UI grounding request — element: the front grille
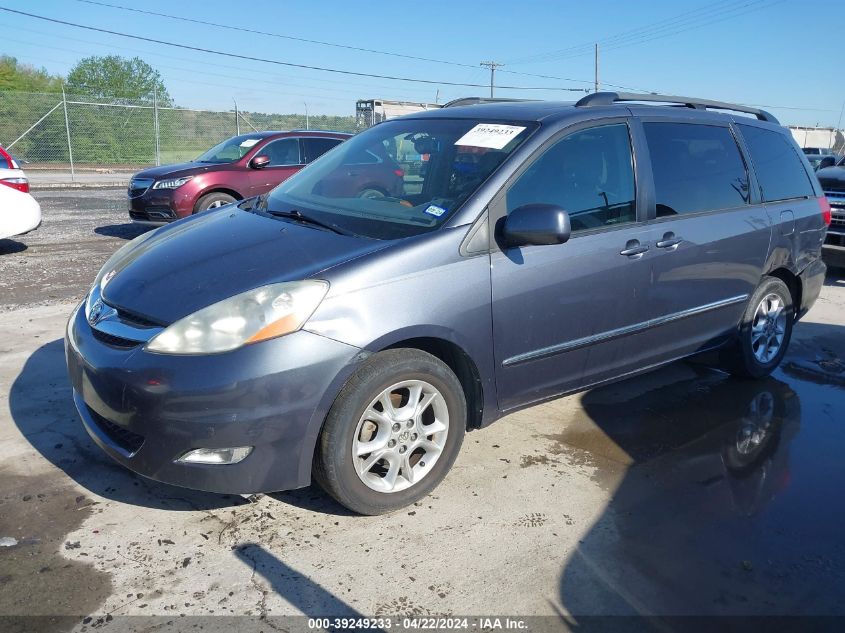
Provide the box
[92,328,140,349]
[116,308,163,328]
[128,178,154,197]
[87,407,145,455]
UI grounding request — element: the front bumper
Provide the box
[128,186,195,223]
[65,303,362,494]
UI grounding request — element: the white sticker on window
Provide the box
[240,139,260,148]
[455,124,526,149]
[424,204,447,217]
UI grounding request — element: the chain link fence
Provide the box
[0,90,357,183]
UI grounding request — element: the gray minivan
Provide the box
[66,93,829,514]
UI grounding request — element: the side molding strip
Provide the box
[502,294,749,367]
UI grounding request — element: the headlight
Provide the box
[145,280,329,355]
[152,176,193,189]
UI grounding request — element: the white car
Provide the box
[0,180,41,240]
[0,145,29,193]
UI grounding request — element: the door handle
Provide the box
[656,238,683,249]
[620,240,649,258]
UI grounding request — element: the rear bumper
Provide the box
[65,303,362,494]
[0,199,41,240]
[797,257,827,319]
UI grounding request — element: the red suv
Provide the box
[128,131,355,224]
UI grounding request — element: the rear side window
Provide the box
[737,124,815,202]
[643,122,750,216]
[302,137,342,163]
[507,123,636,233]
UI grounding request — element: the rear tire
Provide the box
[313,349,466,515]
[194,192,236,213]
[720,277,793,379]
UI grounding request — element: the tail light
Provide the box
[393,168,405,178]
[819,196,832,226]
[0,177,29,193]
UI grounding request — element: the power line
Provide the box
[507,0,741,63]
[0,26,455,103]
[508,0,780,65]
[0,6,589,92]
[70,0,621,92]
[72,0,478,71]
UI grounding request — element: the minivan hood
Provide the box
[101,209,387,324]
[132,162,222,180]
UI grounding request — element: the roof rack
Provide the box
[575,92,779,124]
[443,97,535,108]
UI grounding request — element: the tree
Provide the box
[0,55,62,92]
[66,55,171,104]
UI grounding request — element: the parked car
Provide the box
[801,147,835,156]
[806,153,841,171]
[127,131,352,224]
[0,182,41,240]
[67,93,828,514]
[814,156,845,268]
[0,145,30,193]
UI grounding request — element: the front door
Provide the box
[248,137,303,196]
[490,121,653,411]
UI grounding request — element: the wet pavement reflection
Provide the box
[558,342,845,617]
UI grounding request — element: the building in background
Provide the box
[788,126,845,153]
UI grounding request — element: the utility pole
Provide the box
[233,98,240,135]
[480,61,503,98]
[303,102,309,130]
[594,43,600,93]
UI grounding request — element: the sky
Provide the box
[1,0,843,127]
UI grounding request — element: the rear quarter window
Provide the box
[738,124,815,202]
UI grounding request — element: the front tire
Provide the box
[721,277,794,379]
[194,192,236,213]
[313,349,466,515]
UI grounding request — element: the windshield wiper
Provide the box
[266,208,355,236]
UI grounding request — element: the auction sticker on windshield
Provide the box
[455,124,526,149]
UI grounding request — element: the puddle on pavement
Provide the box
[552,345,845,616]
[0,469,112,631]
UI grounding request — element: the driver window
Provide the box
[260,138,301,167]
[506,123,636,233]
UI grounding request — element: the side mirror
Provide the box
[818,156,836,170]
[500,204,571,248]
[251,155,271,169]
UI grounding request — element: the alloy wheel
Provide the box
[352,380,449,493]
[751,293,786,364]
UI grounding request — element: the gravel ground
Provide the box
[0,189,149,311]
[1,189,844,630]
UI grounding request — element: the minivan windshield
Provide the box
[260,118,536,240]
[195,134,265,164]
